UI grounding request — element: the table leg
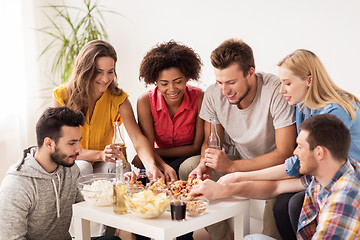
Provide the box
[234,214,244,240]
[233,211,250,240]
[73,216,91,240]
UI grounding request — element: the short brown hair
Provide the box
[139,40,202,85]
[210,39,255,77]
[299,114,350,161]
[36,106,84,147]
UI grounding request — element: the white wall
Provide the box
[1,0,360,182]
[102,0,360,98]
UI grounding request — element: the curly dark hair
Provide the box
[139,40,202,85]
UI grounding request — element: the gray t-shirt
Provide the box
[200,72,295,159]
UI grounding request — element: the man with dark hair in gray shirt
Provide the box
[0,106,120,240]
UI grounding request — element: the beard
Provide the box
[50,146,78,167]
[231,78,251,106]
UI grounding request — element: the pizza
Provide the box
[147,178,168,190]
[148,177,203,200]
[128,179,144,191]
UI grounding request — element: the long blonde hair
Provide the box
[278,49,359,120]
[66,40,123,116]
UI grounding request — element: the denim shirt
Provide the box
[285,102,360,177]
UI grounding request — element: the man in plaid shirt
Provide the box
[190,114,360,239]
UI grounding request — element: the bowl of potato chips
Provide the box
[124,188,171,218]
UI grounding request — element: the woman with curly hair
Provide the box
[133,40,203,240]
[53,40,163,181]
[133,40,204,184]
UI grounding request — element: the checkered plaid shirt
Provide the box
[297,158,360,239]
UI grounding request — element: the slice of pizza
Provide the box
[184,177,203,200]
[128,179,144,191]
[148,178,169,191]
[167,180,187,200]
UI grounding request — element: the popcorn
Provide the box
[81,179,114,206]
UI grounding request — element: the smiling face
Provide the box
[156,67,188,105]
[50,126,82,167]
[294,130,318,176]
[214,63,252,106]
[278,66,310,106]
[93,56,115,97]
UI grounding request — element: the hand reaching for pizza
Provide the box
[189,179,227,200]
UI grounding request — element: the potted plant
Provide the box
[38,0,121,85]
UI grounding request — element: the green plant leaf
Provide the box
[38,0,120,85]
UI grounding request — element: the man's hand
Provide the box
[204,148,233,173]
[189,179,228,200]
[189,161,211,180]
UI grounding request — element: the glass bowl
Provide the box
[186,199,209,216]
[124,188,171,218]
[77,173,117,207]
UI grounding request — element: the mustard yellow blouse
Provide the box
[53,84,129,151]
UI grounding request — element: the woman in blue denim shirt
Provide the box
[274,49,360,239]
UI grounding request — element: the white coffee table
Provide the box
[73,197,250,240]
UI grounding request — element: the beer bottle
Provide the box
[113,160,127,214]
[112,121,129,168]
[207,118,221,149]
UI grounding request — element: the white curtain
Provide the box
[0,0,41,182]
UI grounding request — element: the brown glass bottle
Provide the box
[112,121,129,168]
[207,118,221,149]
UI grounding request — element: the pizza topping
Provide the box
[149,177,202,200]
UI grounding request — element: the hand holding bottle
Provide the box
[204,148,232,173]
[101,144,123,162]
[203,118,232,173]
[112,121,129,168]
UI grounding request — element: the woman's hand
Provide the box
[124,171,138,181]
[217,172,243,184]
[145,164,164,182]
[162,164,178,182]
[102,144,122,162]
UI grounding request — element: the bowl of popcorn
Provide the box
[185,199,209,216]
[77,173,117,207]
[124,188,171,218]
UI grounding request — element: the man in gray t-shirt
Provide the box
[179,39,296,240]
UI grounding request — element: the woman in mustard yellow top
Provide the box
[53,40,162,180]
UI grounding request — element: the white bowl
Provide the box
[77,173,116,207]
[186,199,209,216]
